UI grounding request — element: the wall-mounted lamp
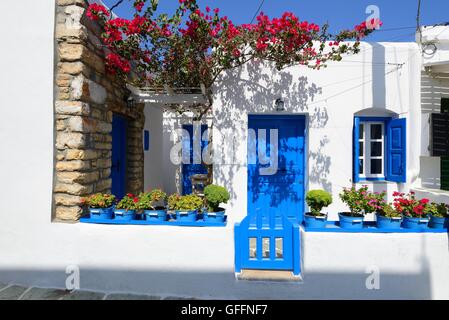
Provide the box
[275,98,285,112]
[127,96,135,109]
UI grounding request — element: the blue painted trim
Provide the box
[354,116,396,182]
[353,117,360,183]
[359,177,386,181]
[292,222,301,276]
[303,220,447,233]
[143,130,150,151]
[234,222,242,273]
[80,215,227,227]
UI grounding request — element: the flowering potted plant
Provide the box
[168,193,203,222]
[304,190,332,228]
[114,193,139,221]
[427,202,449,229]
[138,189,168,221]
[203,184,230,222]
[338,185,375,229]
[81,193,115,220]
[376,203,403,229]
[393,191,429,230]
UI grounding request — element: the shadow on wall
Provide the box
[0,265,435,299]
[213,60,330,202]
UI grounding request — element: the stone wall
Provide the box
[54,0,145,221]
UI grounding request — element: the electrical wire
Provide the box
[250,0,265,24]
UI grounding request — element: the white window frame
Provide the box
[359,121,385,179]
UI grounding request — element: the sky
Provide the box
[101,0,449,43]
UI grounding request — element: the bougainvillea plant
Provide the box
[87,0,381,117]
[81,193,116,208]
[115,193,140,210]
[392,191,430,218]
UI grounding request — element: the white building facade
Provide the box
[0,0,448,299]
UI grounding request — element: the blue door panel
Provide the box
[111,114,127,199]
[182,124,208,195]
[235,115,305,274]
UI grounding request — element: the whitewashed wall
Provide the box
[212,42,422,223]
[0,0,447,300]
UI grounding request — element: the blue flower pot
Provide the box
[304,214,327,228]
[204,209,226,223]
[376,213,403,229]
[90,206,114,220]
[402,216,429,230]
[113,209,136,221]
[428,215,448,229]
[338,212,364,229]
[144,209,167,222]
[175,209,198,222]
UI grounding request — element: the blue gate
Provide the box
[234,115,305,275]
[234,208,301,275]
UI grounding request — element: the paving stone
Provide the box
[60,290,106,300]
[163,296,199,300]
[21,287,69,300]
[0,285,28,300]
[105,293,161,300]
[0,283,7,290]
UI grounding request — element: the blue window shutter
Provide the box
[386,118,406,182]
[353,117,361,183]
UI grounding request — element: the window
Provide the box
[353,117,406,183]
[358,122,385,178]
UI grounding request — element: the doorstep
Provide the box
[237,269,302,282]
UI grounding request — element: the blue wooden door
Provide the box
[234,115,305,275]
[111,114,128,199]
[181,124,208,195]
[247,115,305,221]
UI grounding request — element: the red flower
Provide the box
[133,197,139,203]
[420,198,430,204]
[86,3,110,21]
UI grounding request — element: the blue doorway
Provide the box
[247,115,306,221]
[235,115,305,275]
[111,114,128,199]
[181,124,208,195]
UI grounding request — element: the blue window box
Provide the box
[80,214,227,227]
[303,220,447,233]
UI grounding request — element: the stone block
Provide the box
[55,182,93,196]
[56,132,86,149]
[55,101,90,116]
[57,171,99,184]
[56,160,91,171]
[55,206,83,221]
[54,193,82,206]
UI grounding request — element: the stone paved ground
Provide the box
[0,283,197,300]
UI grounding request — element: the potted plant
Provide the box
[138,189,167,221]
[81,193,115,220]
[338,185,374,229]
[393,191,429,230]
[203,184,230,222]
[427,202,449,229]
[304,190,332,228]
[114,193,139,221]
[376,203,403,229]
[168,193,203,222]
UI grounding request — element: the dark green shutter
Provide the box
[441,99,449,190]
[442,157,449,191]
